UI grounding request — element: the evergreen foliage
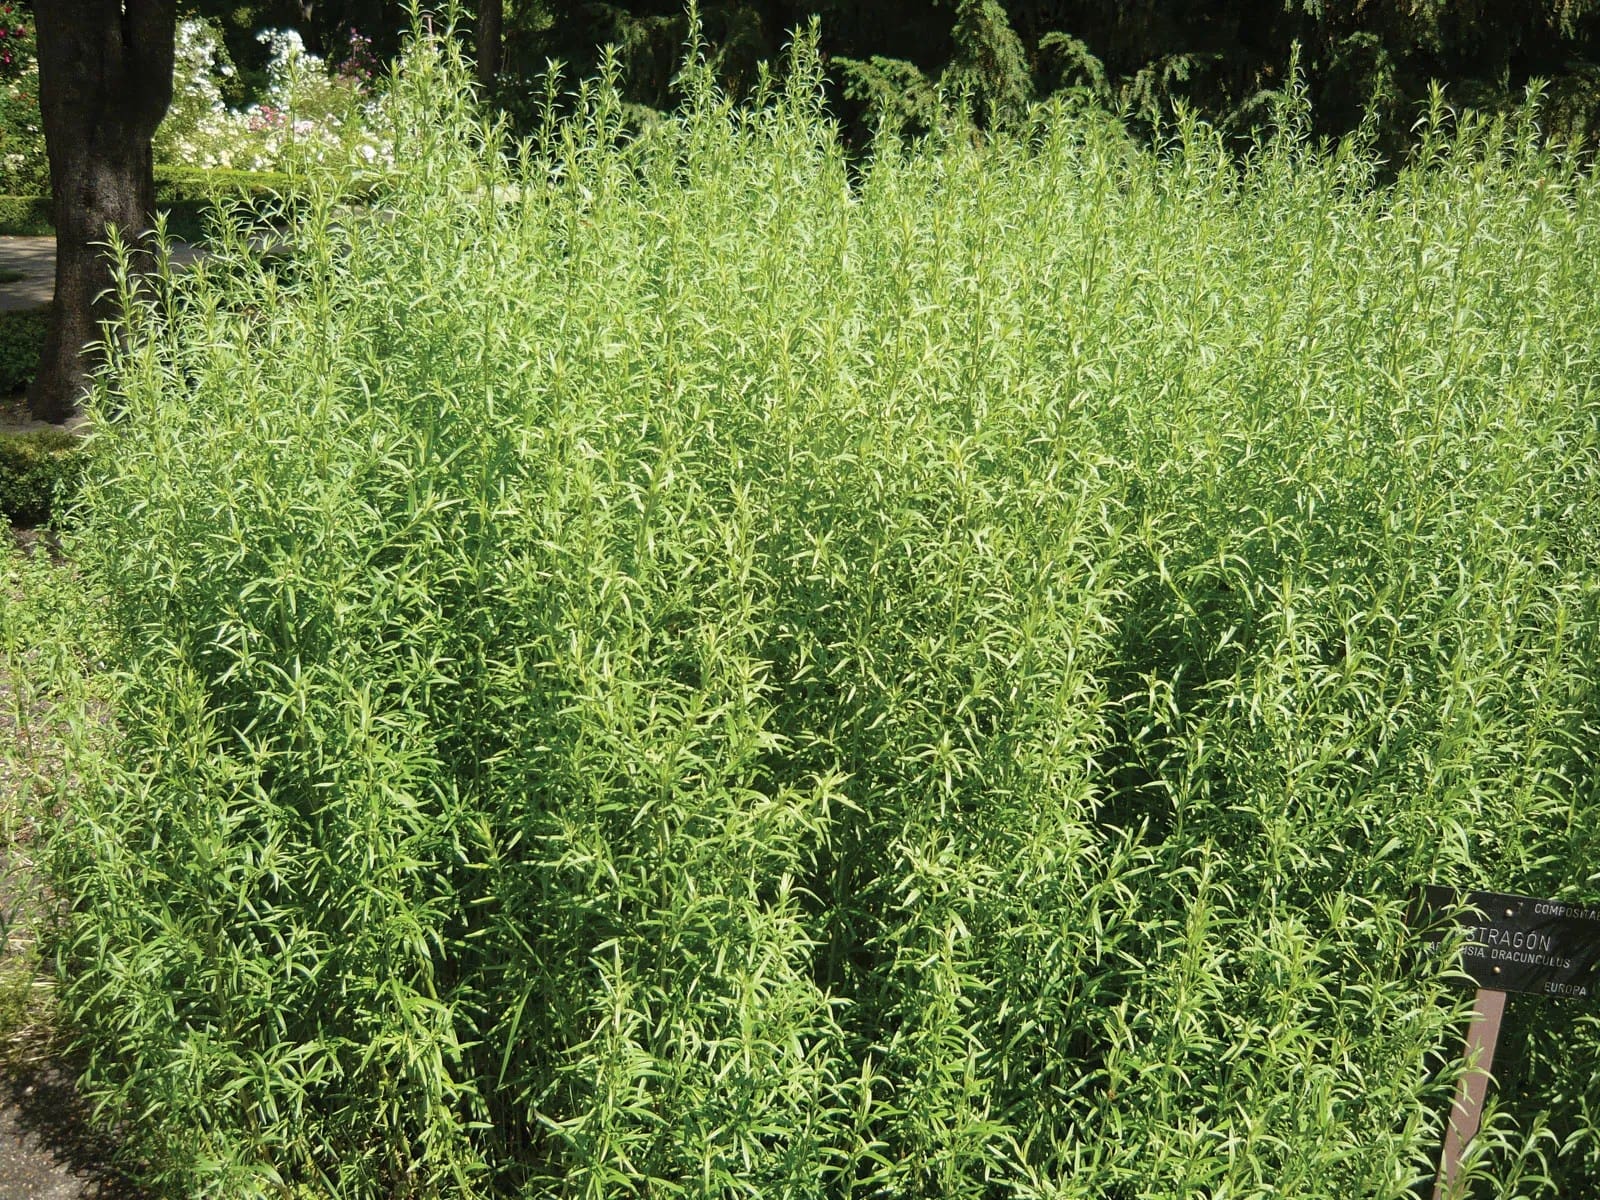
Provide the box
[164,0,1600,149]
[473,0,1600,147]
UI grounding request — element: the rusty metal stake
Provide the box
[1434,987,1507,1200]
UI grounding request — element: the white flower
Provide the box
[257,27,306,59]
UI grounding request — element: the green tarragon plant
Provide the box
[45,19,1600,1200]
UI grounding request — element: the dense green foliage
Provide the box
[488,0,1600,149]
[53,34,1600,1200]
[0,171,296,239]
[0,194,50,234]
[172,0,1600,151]
[0,1,44,195]
[0,536,106,1062]
[0,304,46,391]
[154,166,294,204]
[0,427,83,527]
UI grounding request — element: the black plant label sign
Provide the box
[1412,887,1600,999]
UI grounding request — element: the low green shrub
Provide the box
[1,512,109,1074]
[0,427,84,527]
[0,195,51,236]
[0,305,46,394]
[53,33,1600,1200]
[0,171,294,239]
[153,166,292,203]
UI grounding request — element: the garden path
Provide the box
[0,1065,130,1199]
[0,236,199,433]
[0,236,205,314]
[0,240,53,314]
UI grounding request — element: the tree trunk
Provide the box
[28,0,174,425]
[476,0,502,92]
[295,1,324,57]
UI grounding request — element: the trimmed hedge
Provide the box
[0,169,294,238]
[0,305,48,395]
[154,166,292,203]
[0,427,84,528]
[0,196,53,237]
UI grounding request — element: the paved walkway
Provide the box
[0,240,53,314]
[0,237,204,314]
[0,1064,131,1199]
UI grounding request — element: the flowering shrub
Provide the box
[0,1,25,71]
[157,21,394,177]
[2,14,393,202]
[0,4,45,194]
[157,18,237,161]
[337,27,381,84]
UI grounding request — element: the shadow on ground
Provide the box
[0,1058,140,1200]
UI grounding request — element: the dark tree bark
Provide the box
[476,0,502,91]
[28,0,175,424]
[294,1,324,57]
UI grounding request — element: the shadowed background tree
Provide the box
[453,0,1600,147]
[22,0,1600,423]
[477,0,501,86]
[167,0,1600,145]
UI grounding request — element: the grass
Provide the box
[17,29,1600,1200]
